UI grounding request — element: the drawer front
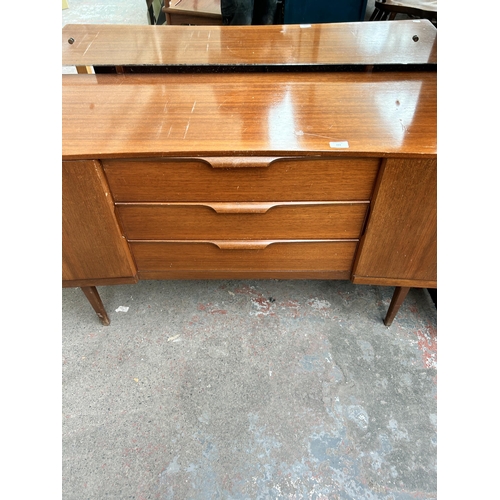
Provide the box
[130,241,358,273]
[103,157,379,202]
[118,202,369,240]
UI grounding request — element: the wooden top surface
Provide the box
[62,20,437,67]
[164,0,221,16]
[62,72,436,160]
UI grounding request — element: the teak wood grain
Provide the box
[62,160,137,285]
[62,21,436,68]
[116,203,369,240]
[352,157,437,287]
[62,72,436,159]
[102,158,379,202]
[130,241,358,273]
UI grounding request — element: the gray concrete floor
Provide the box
[63,280,437,499]
[62,2,437,498]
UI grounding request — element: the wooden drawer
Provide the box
[117,202,369,240]
[103,157,379,202]
[130,241,358,273]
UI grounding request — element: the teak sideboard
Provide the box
[62,21,437,326]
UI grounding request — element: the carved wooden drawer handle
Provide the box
[200,157,281,168]
[213,240,274,250]
[211,239,349,250]
[207,202,276,214]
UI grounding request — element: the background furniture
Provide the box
[146,0,167,25]
[163,0,223,25]
[62,22,436,326]
[161,0,369,26]
[370,0,437,26]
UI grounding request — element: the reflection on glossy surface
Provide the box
[375,82,423,147]
[267,88,298,150]
[62,20,437,67]
[313,20,436,63]
[63,72,436,159]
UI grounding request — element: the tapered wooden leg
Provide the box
[384,286,410,327]
[81,286,110,326]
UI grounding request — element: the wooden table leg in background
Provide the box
[384,286,410,326]
[81,286,110,326]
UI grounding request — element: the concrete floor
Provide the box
[62,2,437,499]
[63,280,437,499]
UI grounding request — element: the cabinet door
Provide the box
[352,158,437,288]
[62,160,137,286]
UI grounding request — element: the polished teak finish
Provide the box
[62,72,436,158]
[62,159,137,286]
[62,20,437,69]
[62,22,437,325]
